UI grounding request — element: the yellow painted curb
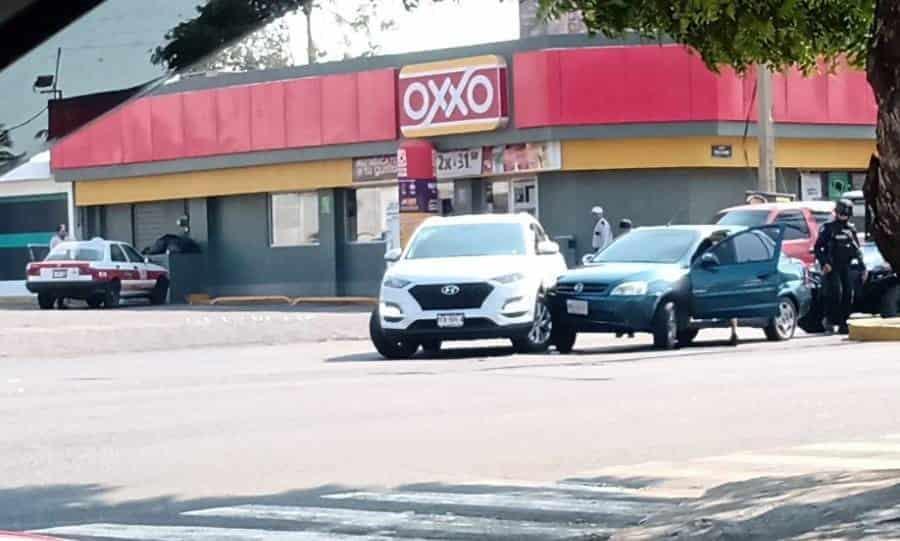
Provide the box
[291,297,377,306]
[210,296,292,306]
[187,293,211,305]
[848,318,900,342]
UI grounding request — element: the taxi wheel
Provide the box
[369,310,418,360]
[38,294,55,310]
[86,297,103,309]
[104,281,121,309]
[150,279,169,305]
[652,301,678,350]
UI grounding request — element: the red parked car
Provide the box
[712,201,836,267]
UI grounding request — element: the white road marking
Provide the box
[700,453,900,470]
[793,441,900,454]
[185,504,606,538]
[33,524,414,541]
[322,490,668,515]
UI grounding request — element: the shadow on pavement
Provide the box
[6,470,900,539]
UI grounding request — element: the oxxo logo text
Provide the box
[398,55,509,138]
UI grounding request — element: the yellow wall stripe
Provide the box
[562,137,875,171]
[75,159,352,207]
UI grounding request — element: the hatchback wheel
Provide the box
[652,301,678,350]
[765,297,797,341]
[513,295,553,354]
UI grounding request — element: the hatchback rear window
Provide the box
[45,246,102,262]
[713,210,771,227]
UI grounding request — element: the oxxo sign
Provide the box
[399,55,509,138]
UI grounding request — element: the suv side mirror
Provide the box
[700,252,720,268]
[384,248,402,263]
[537,240,560,255]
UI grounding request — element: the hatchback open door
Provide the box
[691,224,785,320]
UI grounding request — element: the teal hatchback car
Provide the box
[548,224,812,351]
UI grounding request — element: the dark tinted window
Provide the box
[123,245,144,263]
[812,211,833,228]
[714,210,770,227]
[775,211,810,240]
[593,229,699,264]
[711,230,776,265]
[110,245,127,262]
[407,223,527,259]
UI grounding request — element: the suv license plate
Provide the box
[53,269,67,279]
[567,299,589,316]
[437,314,465,328]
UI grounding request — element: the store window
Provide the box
[348,186,398,242]
[270,192,319,246]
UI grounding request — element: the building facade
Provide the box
[51,35,878,301]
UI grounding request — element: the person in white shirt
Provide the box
[591,206,613,251]
[49,224,67,250]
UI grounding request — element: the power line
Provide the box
[4,106,49,133]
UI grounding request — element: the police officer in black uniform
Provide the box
[814,199,866,334]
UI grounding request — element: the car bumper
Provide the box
[548,292,659,333]
[378,282,539,342]
[25,280,110,299]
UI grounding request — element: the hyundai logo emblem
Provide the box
[574,283,585,294]
[441,284,461,296]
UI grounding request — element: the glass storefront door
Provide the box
[486,178,538,217]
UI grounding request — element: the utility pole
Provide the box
[757,65,776,193]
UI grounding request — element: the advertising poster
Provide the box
[399,180,438,213]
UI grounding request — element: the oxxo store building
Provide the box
[51,36,877,300]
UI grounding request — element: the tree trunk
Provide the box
[866,0,900,272]
[303,3,316,64]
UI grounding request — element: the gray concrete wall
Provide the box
[206,191,339,298]
[538,168,801,259]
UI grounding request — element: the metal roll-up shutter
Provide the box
[133,200,184,253]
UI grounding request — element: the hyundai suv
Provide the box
[370,214,568,359]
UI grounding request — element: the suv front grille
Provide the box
[409,283,494,310]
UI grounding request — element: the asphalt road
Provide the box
[3,306,900,539]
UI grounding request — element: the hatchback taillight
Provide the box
[26,264,39,277]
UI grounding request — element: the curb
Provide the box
[0,296,33,306]
[848,318,900,342]
[209,295,292,306]
[291,297,376,306]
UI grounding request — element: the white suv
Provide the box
[370,213,568,359]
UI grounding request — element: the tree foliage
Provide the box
[537,0,874,73]
[201,17,294,72]
[152,0,307,72]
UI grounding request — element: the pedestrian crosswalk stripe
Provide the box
[34,524,418,541]
[322,490,669,516]
[185,504,606,538]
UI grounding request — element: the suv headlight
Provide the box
[492,272,525,284]
[610,281,648,296]
[383,277,411,289]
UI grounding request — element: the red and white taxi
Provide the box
[26,238,169,309]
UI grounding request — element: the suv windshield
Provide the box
[45,244,103,262]
[714,210,770,227]
[593,229,700,264]
[406,223,527,259]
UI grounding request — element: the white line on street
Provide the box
[322,490,669,515]
[185,504,605,538]
[33,524,416,541]
[700,454,900,470]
